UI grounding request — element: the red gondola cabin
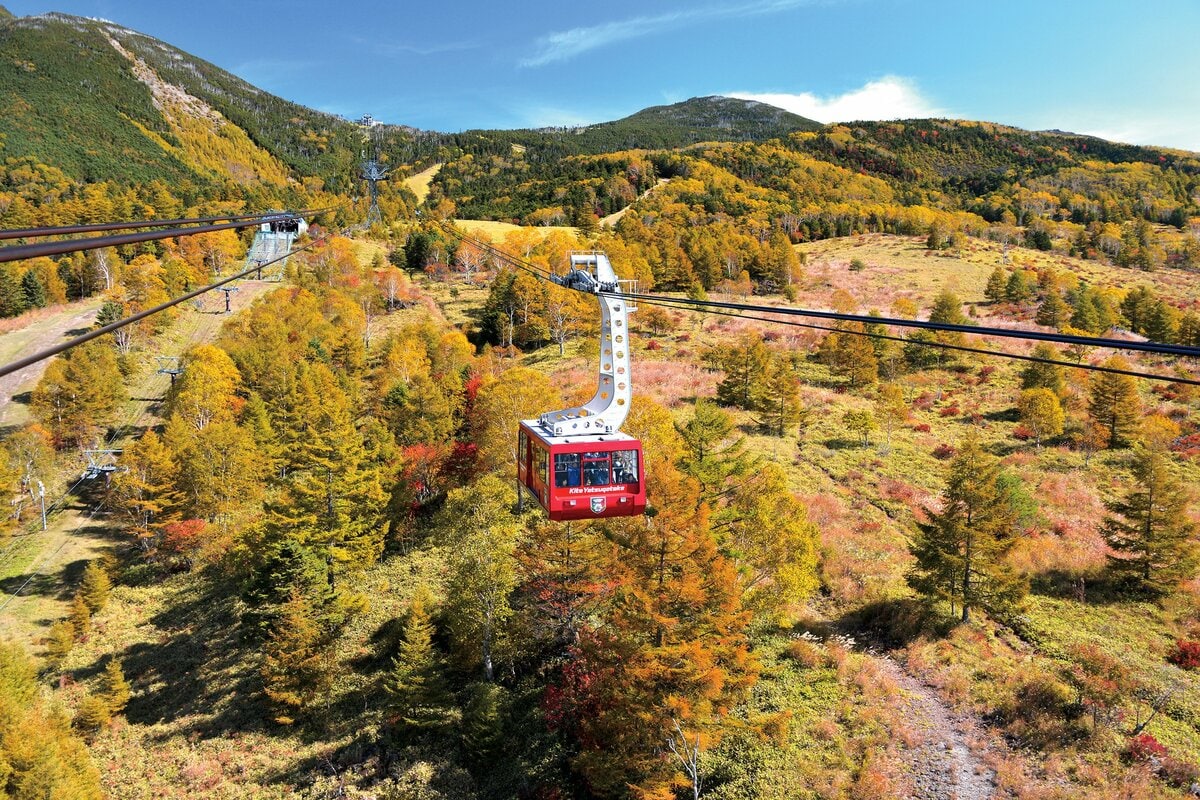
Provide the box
[518,421,645,521]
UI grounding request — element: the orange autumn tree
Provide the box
[546,398,760,798]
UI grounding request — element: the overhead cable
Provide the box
[0,231,335,380]
[0,208,316,241]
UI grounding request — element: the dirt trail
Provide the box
[0,300,104,428]
[875,655,996,800]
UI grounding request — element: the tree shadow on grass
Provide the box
[1028,569,1142,607]
[836,598,950,649]
[822,437,871,451]
[116,574,270,738]
[0,523,119,600]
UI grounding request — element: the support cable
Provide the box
[0,206,337,241]
[627,294,1200,387]
[0,203,346,264]
[0,230,335,379]
[432,219,1200,384]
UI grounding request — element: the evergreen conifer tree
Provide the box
[20,270,47,309]
[386,589,452,733]
[1088,356,1140,448]
[1103,447,1198,595]
[908,433,1027,622]
[79,562,110,615]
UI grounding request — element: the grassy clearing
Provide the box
[403,162,442,204]
[797,233,1200,311]
[455,219,579,241]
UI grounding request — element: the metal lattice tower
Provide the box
[359,115,389,226]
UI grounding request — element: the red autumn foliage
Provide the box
[1125,733,1168,762]
[1167,640,1200,670]
[1013,424,1035,441]
[912,422,931,433]
[644,339,662,351]
[939,404,960,418]
[932,443,956,459]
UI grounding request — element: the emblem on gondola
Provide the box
[590,496,606,514]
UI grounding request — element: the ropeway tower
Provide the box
[359,114,389,227]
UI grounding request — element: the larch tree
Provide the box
[874,383,908,448]
[716,336,771,410]
[1088,355,1141,448]
[1103,447,1198,595]
[827,324,879,389]
[1017,388,1064,448]
[984,267,1007,303]
[108,430,180,553]
[261,587,334,726]
[908,432,1027,623]
[164,344,242,432]
[79,561,110,615]
[385,588,453,733]
[713,463,819,620]
[472,366,560,476]
[753,353,803,437]
[1020,343,1066,396]
[438,475,522,682]
[31,341,124,448]
[1035,292,1072,329]
[557,461,758,798]
[265,364,388,570]
[676,399,752,502]
[166,415,264,529]
[0,642,102,797]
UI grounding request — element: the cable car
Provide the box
[517,252,645,521]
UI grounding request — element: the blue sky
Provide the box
[8,0,1200,150]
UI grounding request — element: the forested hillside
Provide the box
[0,6,1198,799]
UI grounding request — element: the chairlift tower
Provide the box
[359,114,389,227]
[217,286,239,313]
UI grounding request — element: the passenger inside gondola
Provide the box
[555,453,581,487]
[583,453,610,486]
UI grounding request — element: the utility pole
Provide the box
[37,480,45,531]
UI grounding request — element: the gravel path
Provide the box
[876,655,996,800]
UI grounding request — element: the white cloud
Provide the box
[1059,120,1200,153]
[730,77,949,123]
[520,0,815,68]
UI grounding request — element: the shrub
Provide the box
[784,638,826,669]
[932,443,956,459]
[644,339,662,351]
[1167,639,1200,670]
[1012,424,1035,441]
[913,392,935,411]
[978,365,997,382]
[675,333,691,343]
[912,422,931,433]
[1125,733,1168,762]
[939,404,960,417]
[849,258,866,272]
